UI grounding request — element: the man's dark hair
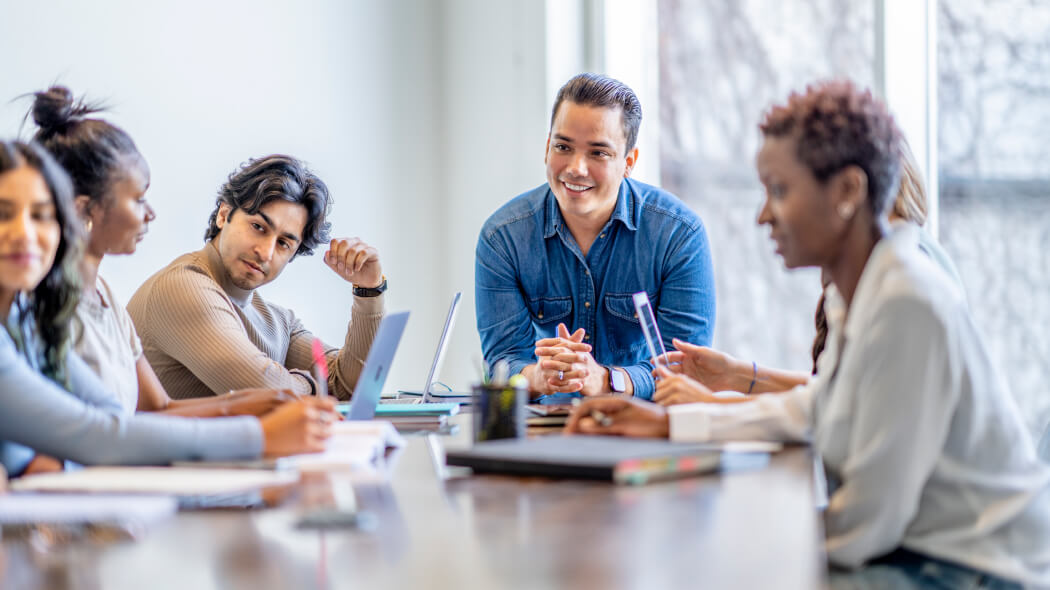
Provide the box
[550,73,643,153]
[204,155,331,256]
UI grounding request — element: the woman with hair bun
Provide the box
[0,139,336,476]
[30,86,294,418]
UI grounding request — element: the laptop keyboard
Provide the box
[382,397,422,405]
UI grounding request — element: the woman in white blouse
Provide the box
[567,80,1050,588]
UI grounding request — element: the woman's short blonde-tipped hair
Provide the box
[760,79,902,216]
[891,139,929,226]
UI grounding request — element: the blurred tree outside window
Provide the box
[938,0,1050,438]
[657,0,874,372]
[655,0,1049,440]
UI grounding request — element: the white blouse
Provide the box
[668,226,1050,586]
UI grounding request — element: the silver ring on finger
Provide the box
[558,370,565,381]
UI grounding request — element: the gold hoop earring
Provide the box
[84,218,94,233]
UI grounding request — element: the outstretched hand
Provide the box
[564,396,670,438]
[656,338,746,392]
[651,366,724,406]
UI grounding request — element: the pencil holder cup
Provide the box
[472,380,526,442]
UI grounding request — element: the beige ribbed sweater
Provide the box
[126,243,383,401]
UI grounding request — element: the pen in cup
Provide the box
[310,338,329,399]
[491,359,510,386]
[474,354,490,386]
[571,398,613,427]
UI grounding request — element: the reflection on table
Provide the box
[0,415,824,590]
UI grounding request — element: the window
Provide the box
[656,0,876,372]
[937,0,1050,438]
[599,0,1048,439]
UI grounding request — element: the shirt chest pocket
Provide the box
[604,293,643,323]
[604,292,649,356]
[526,296,573,325]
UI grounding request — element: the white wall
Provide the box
[438,0,549,388]
[0,0,551,392]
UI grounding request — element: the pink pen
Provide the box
[311,338,329,398]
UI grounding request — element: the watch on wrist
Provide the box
[606,366,626,393]
[353,276,387,298]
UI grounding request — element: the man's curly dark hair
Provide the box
[204,155,331,257]
[760,80,902,216]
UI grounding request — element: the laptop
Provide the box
[445,435,727,485]
[384,293,471,405]
[339,311,410,420]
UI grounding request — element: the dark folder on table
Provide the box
[445,435,727,485]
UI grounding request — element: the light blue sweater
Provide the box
[0,300,262,477]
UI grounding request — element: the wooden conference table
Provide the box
[0,416,826,590]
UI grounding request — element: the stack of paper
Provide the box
[275,420,406,471]
[10,467,298,495]
[372,403,459,429]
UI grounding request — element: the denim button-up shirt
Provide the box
[475,178,715,400]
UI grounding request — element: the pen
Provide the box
[311,338,329,398]
[492,360,509,386]
[571,398,613,427]
[590,409,613,427]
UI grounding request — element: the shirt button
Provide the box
[584,301,590,308]
[538,313,544,319]
[599,233,606,238]
[584,335,590,341]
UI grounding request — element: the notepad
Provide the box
[0,493,177,526]
[277,420,405,471]
[10,467,298,495]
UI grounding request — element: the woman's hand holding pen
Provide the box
[564,396,670,438]
[260,397,338,457]
[657,339,750,392]
[651,366,723,406]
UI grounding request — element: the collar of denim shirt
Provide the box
[542,179,639,239]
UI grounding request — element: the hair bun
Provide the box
[31,86,102,135]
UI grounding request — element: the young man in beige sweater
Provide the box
[127,155,387,401]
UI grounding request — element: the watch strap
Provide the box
[605,366,626,393]
[353,276,387,298]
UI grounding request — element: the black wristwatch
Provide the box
[353,276,387,298]
[605,366,626,393]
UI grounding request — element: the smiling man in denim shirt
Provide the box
[475,73,715,401]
